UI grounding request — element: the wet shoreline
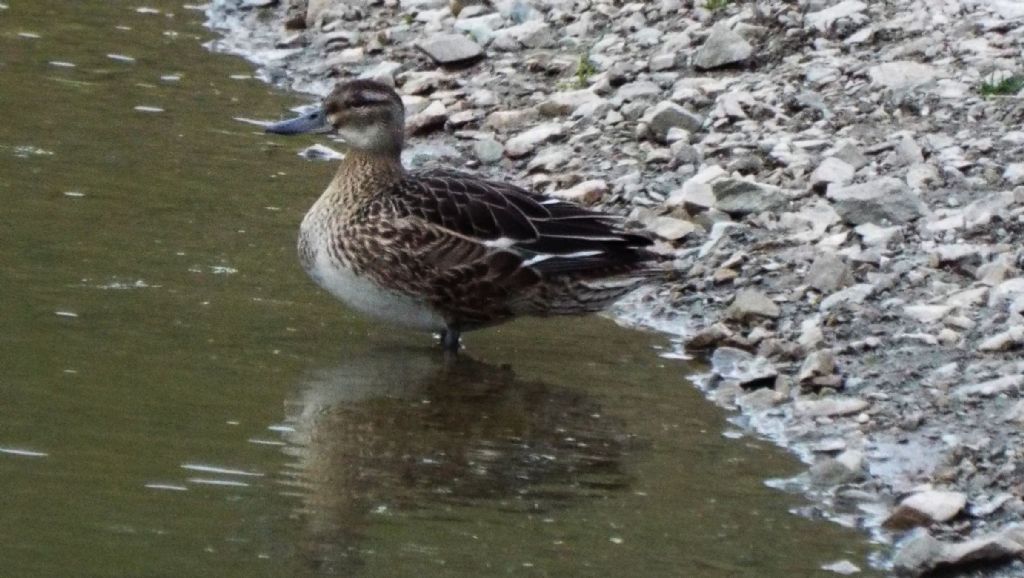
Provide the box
[203,1,1024,575]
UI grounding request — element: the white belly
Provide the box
[306,249,447,332]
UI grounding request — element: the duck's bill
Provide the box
[264,107,328,135]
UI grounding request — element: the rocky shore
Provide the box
[205,0,1024,574]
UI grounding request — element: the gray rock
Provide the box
[810,157,855,188]
[496,20,554,49]
[667,180,714,213]
[358,60,402,85]
[648,216,697,241]
[485,108,540,132]
[978,327,1024,352]
[405,100,447,134]
[687,323,735,351]
[893,527,1024,576]
[903,304,951,324]
[1004,163,1024,185]
[826,177,926,225]
[952,375,1024,399]
[831,142,869,169]
[896,135,924,166]
[550,179,607,205]
[805,0,867,32]
[884,490,967,529]
[504,123,564,158]
[892,529,945,576]
[794,396,869,417]
[867,61,937,92]
[805,253,852,293]
[615,80,662,102]
[820,283,874,311]
[536,90,603,117]
[526,146,571,172]
[473,138,504,164]
[726,288,780,321]
[810,450,865,486]
[693,23,753,70]
[453,14,501,45]
[416,34,484,66]
[710,346,778,389]
[798,349,837,384]
[644,101,703,143]
[649,52,678,72]
[713,178,785,217]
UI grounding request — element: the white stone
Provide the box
[891,491,967,525]
[693,23,752,69]
[953,375,1024,398]
[867,61,937,91]
[549,179,607,205]
[504,123,564,158]
[805,0,867,32]
[903,305,952,324]
[416,34,483,65]
[648,216,697,240]
[795,397,870,417]
[810,157,855,187]
[977,328,1024,352]
[667,180,715,212]
[1004,163,1024,186]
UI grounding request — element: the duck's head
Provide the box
[265,79,405,155]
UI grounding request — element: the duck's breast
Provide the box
[297,219,447,332]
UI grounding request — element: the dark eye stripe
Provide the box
[347,90,394,108]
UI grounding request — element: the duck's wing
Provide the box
[390,169,655,276]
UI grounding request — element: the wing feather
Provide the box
[394,169,655,276]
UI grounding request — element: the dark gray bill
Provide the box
[264,106,328,135]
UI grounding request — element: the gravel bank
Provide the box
[205,0,1024,574]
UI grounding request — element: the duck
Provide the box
[265,79,662,352]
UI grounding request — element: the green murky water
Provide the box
[0,2,880,576]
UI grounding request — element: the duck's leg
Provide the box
[440,327,461,353]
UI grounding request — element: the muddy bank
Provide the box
[205,0,1024,574]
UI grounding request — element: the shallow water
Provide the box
[0,2,880,576]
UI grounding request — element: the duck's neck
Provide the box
[324,148,404,205]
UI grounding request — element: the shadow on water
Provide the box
[280,349,635,575]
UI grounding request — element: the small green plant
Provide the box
[980,75,1024,98]
[573,54,597,89]
[704,0,732,10]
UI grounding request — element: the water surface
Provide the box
[0,2,879,576]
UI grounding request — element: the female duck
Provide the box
[266,80,659,351]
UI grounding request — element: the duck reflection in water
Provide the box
[277,348,639,575]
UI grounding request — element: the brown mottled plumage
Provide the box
[266,80,660,352]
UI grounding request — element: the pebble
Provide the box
[710,347,778,389]
[726,288,780,321]
[473,138,504,164]
[867,61,937,91]
[712,178,784,217]
[644,101,703,143]
[550,179,607,205]
[504,123,564,158]
[805,253,852,293]
[692,23,752,70]
[885,490,967,529]
[826,177,926,225]
[416,33,484,66]
[810,157,855,188]
[795,397,869,417]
